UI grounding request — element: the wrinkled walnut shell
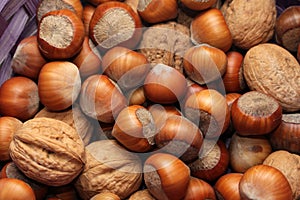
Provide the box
[139,22,192,73]
[9,117,86,186]
[74,140,143,200]
[34,104,95,146]
[221,0,276,49]
[129,189,156,200]
[263,150,300,200]
[243,43,300,112]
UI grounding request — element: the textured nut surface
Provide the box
[221,0,276,49]
[129,189,156,200]
[9,117,86,186]
[139,22,193,73]
[263,150,300,200]
[243,43,300,112]
[34,104,95,146]
[74,140,143,200]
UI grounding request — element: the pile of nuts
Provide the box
[0,0,300,199]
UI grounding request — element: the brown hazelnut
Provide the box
[79,74,127,123]
[263,150,300,200]
[36,0,83,21]
[275,6,300,52]
[187,140,229,182]
[37,9,85,60]
[89,1,142,51]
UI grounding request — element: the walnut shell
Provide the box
[129,189,156,200]
[74,140,143,200]
[221,0,276,49]
[35,104,96,146]
[9,117,86,186]
[139,21,193,73]
[263,150,300,200]
[243,43,300,112]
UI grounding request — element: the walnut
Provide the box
[129,189,156,200]
[138,21,193,73]
[9,117,86,186]
[263,150,300,200]
[35,103,96,146]
[221,0,276,49]
[243,43,300,112]
[74,140,143,200]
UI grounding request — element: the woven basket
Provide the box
[0,0,42,86]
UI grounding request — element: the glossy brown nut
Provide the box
[38,9,85,60]
[231,91,282,136]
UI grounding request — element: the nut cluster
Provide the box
[0,0,299,199]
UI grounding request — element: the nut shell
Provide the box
[139,22,192,73]
[221,0,276,49]
[183,44,227,85]
[79,74,127,123]
[38,61,81,111]
[112,105,156,152]
[155,115,203,163]
[0,76,39,121]
[9,117,86,186]
[74,140,142,200]
[129,189,155,200]
[0,117,22,161]
[184,89,230,138]
[214,173,242,200]
[12,35,47,80]
[144,153,190,200]
[275,6,300,52]
[89,1,142,50]
[137,0,178,24]
[243,43,300,112]
[239,165,293,200]
[37,0,83,21]
[34,104,95,146]
[0,178,36,200]
[1,162,48,200]
[270,113,300,154]
[144,64,188,104]
[190,8,232,52]
[231,91,282,136]
[38,9,85,60]
[263,150,300,200]
[188,140,229,182]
